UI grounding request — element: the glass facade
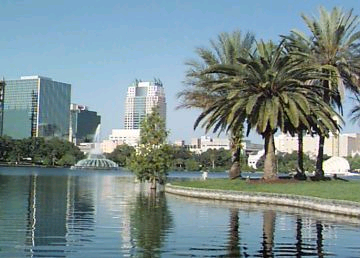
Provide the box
[124,80,166,129]
[2,76,71,139]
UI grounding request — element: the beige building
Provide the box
[188,136,230,154]
[274,133,360,158]
[101,129,140,153]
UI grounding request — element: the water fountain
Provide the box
[71,125,119,170]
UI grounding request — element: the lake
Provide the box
[0,167,360,257]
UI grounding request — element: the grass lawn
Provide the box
[170,178,360,202]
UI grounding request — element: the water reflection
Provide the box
[130,191,173,257]
[227,208,240,257]
[259,210,276,257]
[0,168,360,257]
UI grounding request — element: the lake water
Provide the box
[1,167,360,257]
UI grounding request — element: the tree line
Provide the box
[0,136,84,166]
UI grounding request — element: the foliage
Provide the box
[129,108,172,188]
[277,151,315,173]
[347,155,360,170]
[283,6,360,177]
[130,192,173,255]
[170,146,193,170]
[197,148,232,171]
[106,144,135,167]
[182,38,337,179]
[0,136,84,166]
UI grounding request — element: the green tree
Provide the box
[184,158,200,171]
[178,30,255,177]
[58,153,76,166]
[170,145,192,170]
[284,6,360,178]
[129,108,172,190]
[0,136,14,161]
[106,144,135,167]
[185,40,334,179]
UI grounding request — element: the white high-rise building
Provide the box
[124,79,166,129]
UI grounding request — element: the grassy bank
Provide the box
[170,179,360,202]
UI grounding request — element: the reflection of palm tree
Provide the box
[260,210,276,257]
[227,208,240,257]
[295,217,303,257]
[316,221,324,258]
[130,191,173,256]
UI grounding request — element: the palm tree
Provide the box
[283,6,360,178]
[229,129,243,179]
[350,94,360,125]
[178,30,256,178]
[282,95,342,179]
[190,41,337,179]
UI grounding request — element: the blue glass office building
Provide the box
[2,76,71,139]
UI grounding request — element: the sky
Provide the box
[1,0,360,144]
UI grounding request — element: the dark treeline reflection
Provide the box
[130,191,173,257]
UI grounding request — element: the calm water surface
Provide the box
[0,167,360,257]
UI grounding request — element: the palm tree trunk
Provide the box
[315,135,325,179]
[263,131,277,180]
[229,146,241,179]
[295,130,306,180]
[315,79,330,180]
[150,177,157,191]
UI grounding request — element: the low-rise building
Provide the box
[189,135,230,154]
[274,132,360,158]
[101,129,140,153]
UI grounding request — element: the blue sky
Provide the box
[1,0,360,143]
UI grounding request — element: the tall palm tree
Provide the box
[350,94,360,125]
[191,41,337,179]
[283,6,360,178]
[178,30,256,178]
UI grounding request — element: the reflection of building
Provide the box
[274,133,360,158]
[70,104,101,144]
[124,79,166,129]
[1,76,71,139]
[0,80,5,136]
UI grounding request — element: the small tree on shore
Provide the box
[129,107,172,191]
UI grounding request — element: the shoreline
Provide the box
[165,183,360,218]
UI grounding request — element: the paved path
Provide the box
[165,184,360,217]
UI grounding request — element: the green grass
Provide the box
[170,179,360,202]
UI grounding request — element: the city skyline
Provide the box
[1,0,360,143]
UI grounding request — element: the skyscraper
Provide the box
[124,79,166,129]
[1,76,71,139]
[70,104,101,144]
